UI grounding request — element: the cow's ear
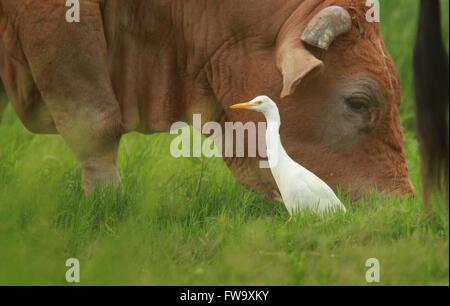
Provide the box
[277,45,323,99]
[276,5,352,99]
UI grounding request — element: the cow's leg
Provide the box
[19,1,123,194]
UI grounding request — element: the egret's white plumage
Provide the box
[231,96,346,216]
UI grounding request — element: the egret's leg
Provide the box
[286,215,293,223]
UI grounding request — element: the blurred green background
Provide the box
[0,0,448,285]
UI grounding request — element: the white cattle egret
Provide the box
[230,96,346,216]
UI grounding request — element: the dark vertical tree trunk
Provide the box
[413,0,449,214]
[0,80,8,123]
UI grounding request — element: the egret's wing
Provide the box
[287,172,344,214]
[285,179,324,212]
[302,171,341,202]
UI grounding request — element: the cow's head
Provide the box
[226,0,413,202]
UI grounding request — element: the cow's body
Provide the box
[0,0,413,199]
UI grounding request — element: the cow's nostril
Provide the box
[396,178,415,197]
[345,177,415,206]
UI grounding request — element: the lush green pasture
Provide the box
[0,1,448,285]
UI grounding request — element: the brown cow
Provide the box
[0,0,413,201]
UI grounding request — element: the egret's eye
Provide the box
[346,99,368,112]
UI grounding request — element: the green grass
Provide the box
[0,0,448,285]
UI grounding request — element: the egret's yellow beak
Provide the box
[230,101,262,109]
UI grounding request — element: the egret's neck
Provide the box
[263,109,289,169]
[263,108,281,126]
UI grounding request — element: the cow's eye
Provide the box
[346,98,368,112]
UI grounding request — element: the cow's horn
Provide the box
[301,6,352,50]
